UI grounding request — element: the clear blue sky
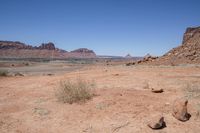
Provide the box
[0,0,199,56]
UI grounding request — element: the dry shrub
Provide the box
[184,82,200,99]
[143,81,150,89]
[183,82,200,120]
[56,79,95,104]
[0,70,8,77]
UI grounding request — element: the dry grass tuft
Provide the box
[56,79,95,104]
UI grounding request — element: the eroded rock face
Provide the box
[182,26,200,44]
[172,98,190,122]
[147,115,165,129]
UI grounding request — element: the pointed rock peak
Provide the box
[125,53,132,58]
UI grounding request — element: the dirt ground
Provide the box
[1,62,200,133]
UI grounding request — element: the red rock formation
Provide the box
[71,48,95,54]
[0,41,56,50]
[139,26,200,65]
[38,42,55,50]
[0,41,96,59]
[70,48,96,57]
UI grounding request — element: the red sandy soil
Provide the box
[1,65,200,133]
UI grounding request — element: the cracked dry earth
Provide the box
[1,65,200,133]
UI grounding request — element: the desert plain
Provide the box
[0,60,200,133]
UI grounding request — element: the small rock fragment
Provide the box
[151,88,164,93]
[47,73,54,76]
[147,115,165,129]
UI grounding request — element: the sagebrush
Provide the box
[56,79,95,104]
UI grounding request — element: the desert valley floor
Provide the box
[0,61,200,133]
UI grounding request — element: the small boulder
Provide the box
[172,98,190,121]
[147,115,165,129]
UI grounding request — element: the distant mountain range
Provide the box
[0,41,96,59]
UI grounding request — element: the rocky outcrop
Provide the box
[0,41,96,58]
[162,27,200,64]
[136,55,158,64]
[139,26,200,65]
